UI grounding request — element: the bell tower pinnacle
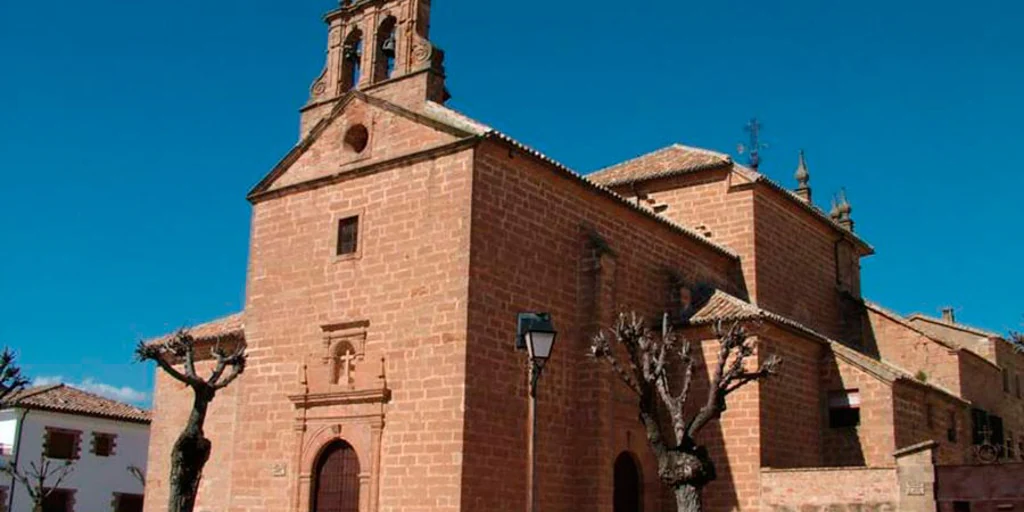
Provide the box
[300,0,449,134]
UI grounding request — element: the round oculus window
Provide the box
[344,124,369,154]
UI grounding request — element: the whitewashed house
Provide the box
[0,385,150,512]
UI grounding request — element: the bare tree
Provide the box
[0,453,75,512]
[0,347,30,402]
[590,313,781,512]
[136,330,246,512]
[1011,331,1023,354]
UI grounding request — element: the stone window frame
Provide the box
[331,209,366,263]
[43,427,82,460]
[91,432,118,457]
[110,492,144,512]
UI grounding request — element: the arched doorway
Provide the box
[613,452,642,512]
[312,440,361,512]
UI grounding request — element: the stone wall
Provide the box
[760,466,899,511]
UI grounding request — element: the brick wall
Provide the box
[467,141,754,512]
[621,172,862,342]
[820,354,896,467]
[758,326,825,469]
[752,191,848,341]
[622,171,757,298]
[759,467,898,512]
[864,306,962,394]
[145,359,241,512]
[936,462,1024,509]
[891,381,969,465]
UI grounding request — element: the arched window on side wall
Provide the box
[373,16,397,83]
[312,440,360,512]
[341,28,364,92]
[614,452,642,512]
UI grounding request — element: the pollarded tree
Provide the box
[136,330,246,512]
[590,313,781,512]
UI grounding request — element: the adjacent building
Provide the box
[1,385,150,512]
[143,1,1024,511]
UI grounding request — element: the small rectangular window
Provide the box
[828,390,861,428]
[92,433,116,457]
[1016,374,1021,399]
[953,502,971,512]
[114,493,144,512]
[44,429,79,460]
[42,489,73,512]
[1003,369,1011,393]
[926,403,935,429]
[336,216,359,256]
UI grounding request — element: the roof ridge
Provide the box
[863,301,960,351]
[669,143,733,161]
[906,313,1001,339]
[590,143,731,177]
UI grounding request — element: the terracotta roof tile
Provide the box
[3,385,150,424]
[587,145,733,187]
[149,312,244,345]
[684,290,967,403]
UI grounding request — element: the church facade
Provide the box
[143,1,1024,511]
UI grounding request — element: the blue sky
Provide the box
[1,0,1021,405]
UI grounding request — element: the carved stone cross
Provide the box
[340,349,358,385]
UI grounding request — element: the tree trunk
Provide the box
[659,445,715,512]
[168,388,214,512]
[674,484,703,512]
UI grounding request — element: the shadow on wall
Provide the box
[822,354,868,467]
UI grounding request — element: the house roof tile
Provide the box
[3,385,151,424]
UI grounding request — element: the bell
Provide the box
[343,44,360,62]
[381,33,396,57]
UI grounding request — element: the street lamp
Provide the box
[516,312,557,512]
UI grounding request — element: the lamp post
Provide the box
[516,312,557,512]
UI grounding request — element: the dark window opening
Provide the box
[343,125,369,154]
[1003,369,1011,393]
[953,502,971,512]
[337,217,359,256]
[972,408,989,445]
[342,29,363,92]
[45,430,78,460]
[1016,374,1021,399]
[93,433,115,457]
[114,494,144,512]
[926,403,934,429]
[42,489,73,512]
[373,17,398,82]
[828,390,861,428]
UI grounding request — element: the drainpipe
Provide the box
[8,408,29,512]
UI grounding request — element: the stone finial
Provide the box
[836,188,854,231]
[794,150,812,203]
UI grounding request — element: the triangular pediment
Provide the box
[248,91,476,199]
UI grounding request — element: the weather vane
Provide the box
[737,118,769,171]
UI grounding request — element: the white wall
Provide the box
[4,409,149,512]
